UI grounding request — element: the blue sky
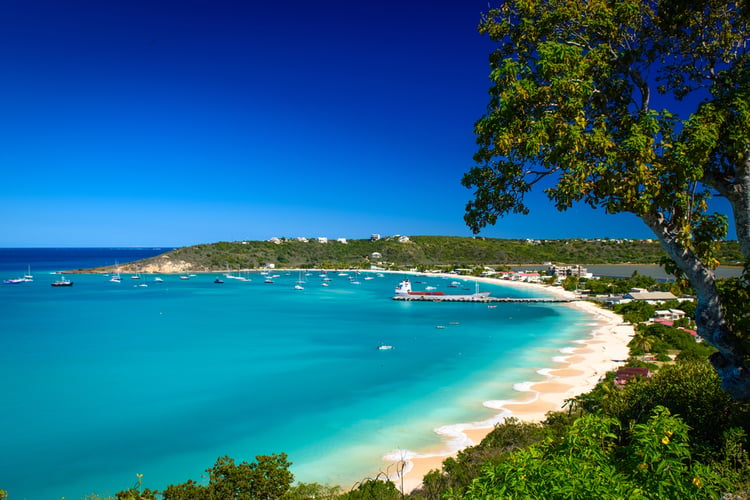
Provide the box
[0,0,729,247]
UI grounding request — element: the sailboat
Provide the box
[22,266,33,282]
[294,271,305,290]
[109,262,122,283]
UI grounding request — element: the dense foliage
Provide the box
[98,237,743,273]
[418,361,750,500]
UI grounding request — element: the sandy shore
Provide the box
[382,275,633,493]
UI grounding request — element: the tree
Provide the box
[161,454,293,500]
[629,330,655,355]
[337,478,401,500]
[453,407,731,499]
[463,0,750,398]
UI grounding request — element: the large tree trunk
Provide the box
[706,152,750,259]
[642,213,750,400]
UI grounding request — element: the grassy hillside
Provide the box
[106,236,743,273]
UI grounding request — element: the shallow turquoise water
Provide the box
[0,265,593,499]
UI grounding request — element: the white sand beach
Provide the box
[382,275,634,493]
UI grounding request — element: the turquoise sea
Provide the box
[0,249,597,500]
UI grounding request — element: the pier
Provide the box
[392,295,573,303]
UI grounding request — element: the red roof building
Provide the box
[614,367,651,387]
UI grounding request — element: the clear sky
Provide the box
[0,0,731,247]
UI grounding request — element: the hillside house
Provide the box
[614,367,651,387]
[654,309,686,322]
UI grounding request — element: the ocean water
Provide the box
[0,250,596,500]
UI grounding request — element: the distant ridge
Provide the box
[75,236,743,274]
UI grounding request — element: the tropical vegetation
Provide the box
[89,236,743,274]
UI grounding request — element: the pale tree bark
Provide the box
[711,152,750,260]
[642,213,750,400]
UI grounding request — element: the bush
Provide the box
[601,361,750,454]
[454,407,730,499]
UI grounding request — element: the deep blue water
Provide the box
[0,249,596,500]
[0,247,172,274]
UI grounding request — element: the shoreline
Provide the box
[380,274,633,493]
[52,266,634,493]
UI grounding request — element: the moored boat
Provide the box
[51,276,74,287]
[394,279,445,296]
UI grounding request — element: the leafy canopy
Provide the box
[463,0,747,267]
[464,0,750,399]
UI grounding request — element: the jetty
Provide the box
[392,295,573,303]
[391,279,574,303]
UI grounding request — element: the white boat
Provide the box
[109,262,122,282]
[377,344,394,350]
[294,271,305,290]
[154,277,163,282]
[4,266,33,284]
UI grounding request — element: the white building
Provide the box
[549,264,592,279]
[317,237,328,244]
[654,309,686,321]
